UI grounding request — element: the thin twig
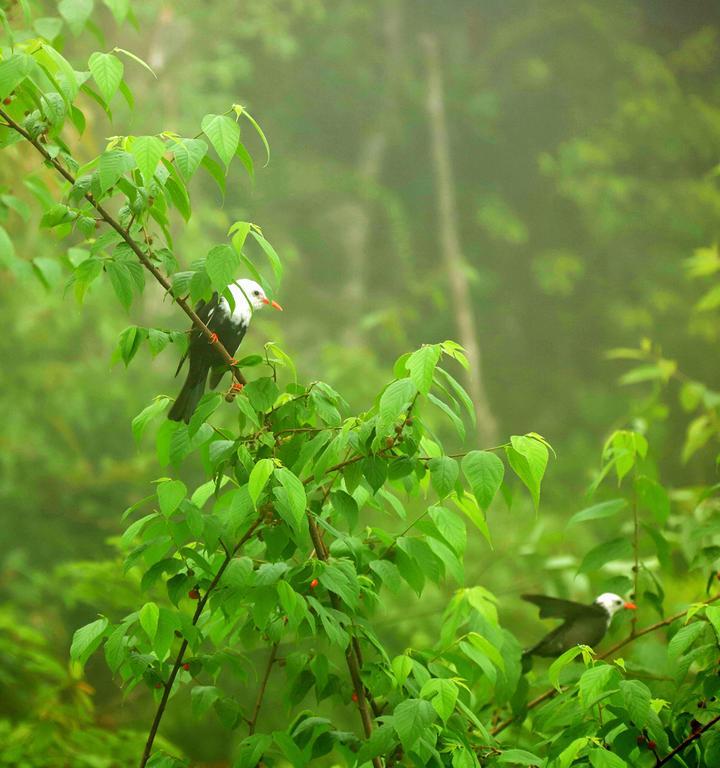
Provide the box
[0,108,246,387]
[305,513,382,768]
[139,515,263,768]
[248,642,279,735]
[655,713,720,766]
[491,594,720,737]
[632,478,640,636]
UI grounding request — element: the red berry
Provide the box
[310,578,319,589]
[188,588,200,600]
[647,740,656,750]
[155,682,163,689]
[182,663,190,671]
[351,692,358,702]
[3,97,11,105]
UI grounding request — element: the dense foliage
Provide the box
[3,2,720,767]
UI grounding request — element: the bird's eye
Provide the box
[253,290,260,296]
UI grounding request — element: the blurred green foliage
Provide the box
[2,0,720,766]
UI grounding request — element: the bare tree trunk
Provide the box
[420,33,497,444]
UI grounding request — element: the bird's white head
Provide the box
[594,592,637,618]
[232,279,283,312]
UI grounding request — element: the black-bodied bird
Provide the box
[168,278,282,423]
[521,592,636,667]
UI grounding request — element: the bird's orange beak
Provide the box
[623,601,637,610]
[262,298,283,311]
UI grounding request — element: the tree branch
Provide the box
[655,713,720,766]
[490,593,720,737]
[305,512,382,768]
[248,642,279,735]
[139,514,264,768]
[0,107,246,387]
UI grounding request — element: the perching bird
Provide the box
[168,278,282,423]
[521,592,636,666]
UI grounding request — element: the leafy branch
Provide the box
[655,712,720,766]
[491,593,720,736]
[139,514,264,768]
[0,107,247,389]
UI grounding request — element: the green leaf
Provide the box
[428,506,466,555]
[706,606,720,642]
[578,663,618,707]
[555,738,590,768]
[236,141,254,180]
[391,654,413,687]
[461,451,504,511]
[88,52,123,104]
[206,244,240,292]
[132,397,170,445]
[172,138,208,181]
[452,494,492,545]
[200,155,226,197]
[58,0,93,34]
[157,479,186,517]
[362,455,387,493]
[427,391,466,440]
[191,685,220,717]
[139,601,159,641]
[236,106,271,165]
[245,377,279,412]
[0,53,34,100]
[420,678,458,721]
[70,617,108,665]
[102,0,130,23]
[116,325,142,366]
[392,698,435,751]
[273,467,306,529]
[466,632,505,672]
[588,748,628,768]
[319,560,360,609]
[98,150,135,193]
[548,645,588,690]
[506,435,549,509]
[249,458,274,506]
[428,456,459,499]
[201,113,240,168]
[250,230,283,282]
[130,135,166,184]
[434,366,476,424]
[497,750,544,766]
[378,377,417,430]
[113,47,157,78]
[107,260,135,310]
[668,621,705,660]
[567,498,627,527]
[577,537,632,575]
[406,344,441,395]
[619,679,651,727]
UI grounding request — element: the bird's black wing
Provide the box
[174,293,220,376]
[522,594,592,620]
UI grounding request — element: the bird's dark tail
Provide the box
[168,373,207,423]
